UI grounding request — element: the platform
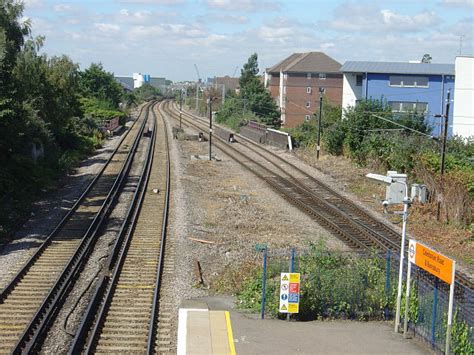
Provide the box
[177,301,236,355]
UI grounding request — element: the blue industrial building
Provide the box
[340,61,455,137]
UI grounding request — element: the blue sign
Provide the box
[143,74,151,83]
[288,294,299,303]
[281,294,288,301]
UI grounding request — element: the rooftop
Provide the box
[267,52,342,74]
[340,61,455,75]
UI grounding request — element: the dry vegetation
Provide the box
[296,148,474,271]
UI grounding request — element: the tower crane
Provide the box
[194,64,201,111]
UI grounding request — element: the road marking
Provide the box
[225,311,236,355]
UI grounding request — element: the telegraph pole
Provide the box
[179,90,183,128]
[316,88,324,160]
[436,89,451,221]
[208,98,213,161]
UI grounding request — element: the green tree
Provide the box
[421,54,432,63]
[239,53,280,127]
[133,83,161,102]
[79,63,124,108]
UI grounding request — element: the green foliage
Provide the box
[399,280,419,325]
[133,83,161,102]
[79,63,124,108]
[205,53,281,128]
[323,119,347,155]
[237,243,388,321]
[0,2,128,240]
[79,97,125,121]
[215,97,258,131]
[239,53,280,127]
[450,310,474,355]
[286,120,318,147]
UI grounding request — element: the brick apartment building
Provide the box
[265,52,343,127]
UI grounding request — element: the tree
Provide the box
[79,63,124,108]
[133,83,161,102]
[421,54,432,63]
[0,0,31,166]
[239,53,280,127]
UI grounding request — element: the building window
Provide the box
[356,75,363,86]
[307,87,312,94]
[319,73,326,80]
[283,73,288,80]
[389,101,428,113]
[389,76,429,88]
[306,101,311,108]
[305,115,311,121]
[307,73,311,79]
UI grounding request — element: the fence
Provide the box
[247,246,473,354]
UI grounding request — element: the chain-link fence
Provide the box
[246,246,473,354]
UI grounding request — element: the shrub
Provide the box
[236,243,388,321]
[322,119,346,155]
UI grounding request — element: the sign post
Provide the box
[279,273,300,314]
[405,240,456,353]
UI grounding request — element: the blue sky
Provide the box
[23,0,473,81]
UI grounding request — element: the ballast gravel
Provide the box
[0,111,139,291]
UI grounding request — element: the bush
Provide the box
[236,243,388,321]
[323,119,347,155]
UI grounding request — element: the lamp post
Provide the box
[366,173,411,333]
[207,97,216,161]
[179,89,183,128]
[316,87,324,160]
[434,89,451,221]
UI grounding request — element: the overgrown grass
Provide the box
[236,243,389,321]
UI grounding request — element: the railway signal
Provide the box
[366,172,411,334]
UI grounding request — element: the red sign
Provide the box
[289,283,299,293]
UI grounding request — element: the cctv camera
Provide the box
[382,200,389,207]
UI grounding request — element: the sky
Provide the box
[22,0,474,82]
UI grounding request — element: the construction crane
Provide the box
[194,64,202,83]
[194,64,201,111]
[232,66,239,77]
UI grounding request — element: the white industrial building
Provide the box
[453,56,474,138]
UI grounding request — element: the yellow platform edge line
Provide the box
[225,311,236,355]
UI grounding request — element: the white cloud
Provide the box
[116,0,186,4]
[440,0,474,8]
[200,13,249,24]
[127,23,206,41]
[206,0,279,12]
[326,3,440,33]
[23,0,43,9]
[53,4,72,12]
[95,23,121,33]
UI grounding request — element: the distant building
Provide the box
[115,74,167,91]
[453,56,473,138]
[340,61,455,137]
[213,76,239,92]
[265,52,343,128]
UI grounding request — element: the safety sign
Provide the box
[279,273,300,313]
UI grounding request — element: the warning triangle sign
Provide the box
[280,304,287,311]
[282,275,289,281]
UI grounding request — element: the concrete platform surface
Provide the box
[193,296,434,355]
[178,301,236,355]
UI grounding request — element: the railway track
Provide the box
[70,101,172,354]
[0,103,154,354]
[163,100,474,293]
